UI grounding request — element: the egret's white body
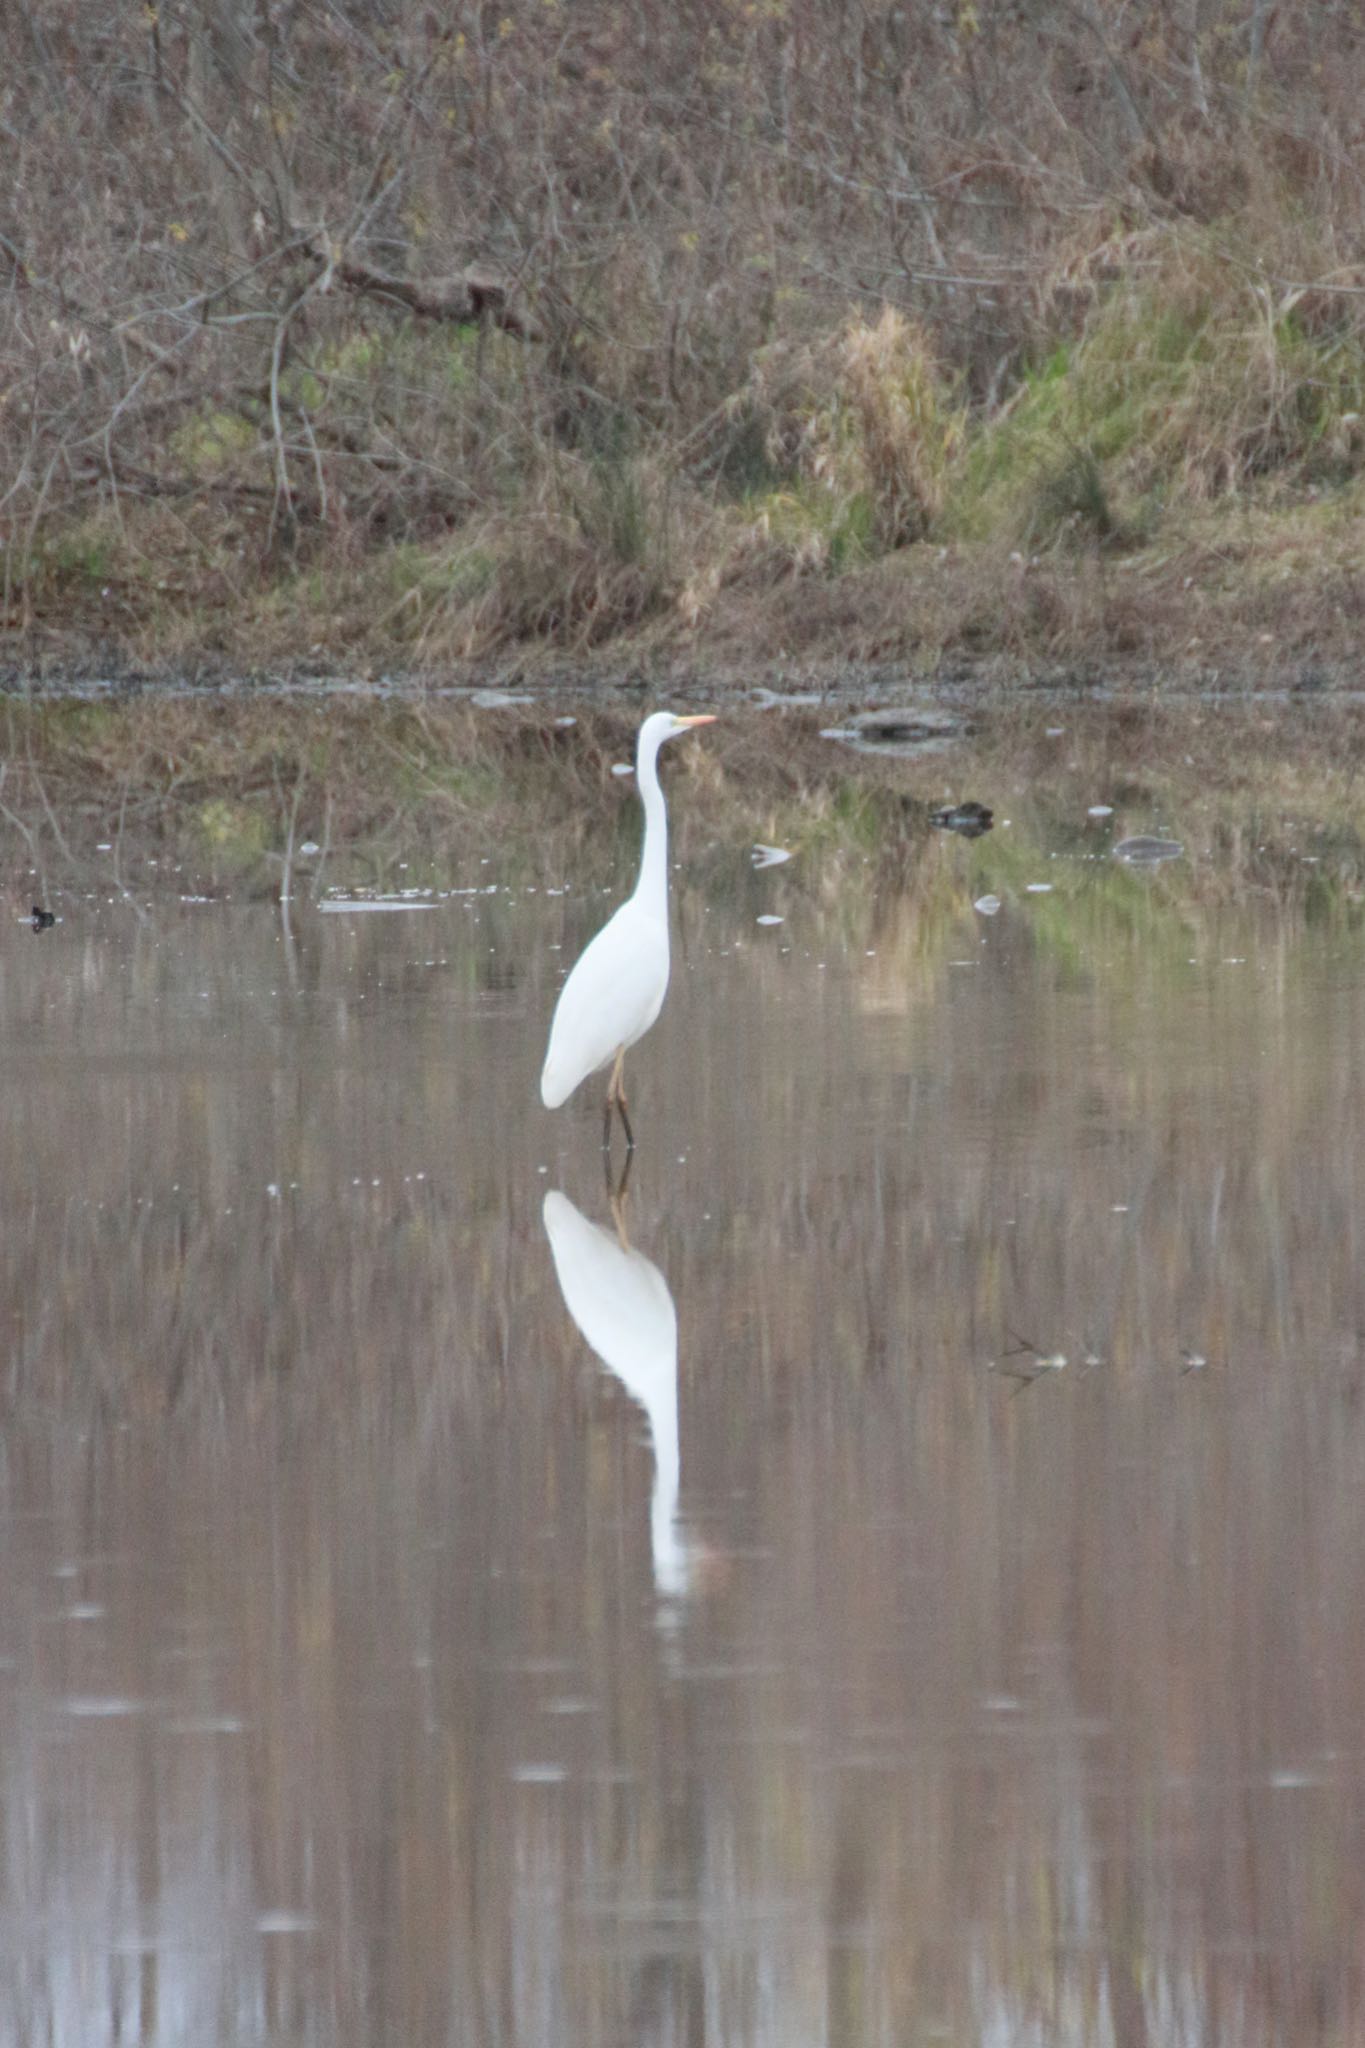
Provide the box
[542,1189,691,1599]
[539,900,669,1109]
[540,711,714,1134]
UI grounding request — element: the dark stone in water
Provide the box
[822,705,969,757]
[853,706,965,744]
[29,906,55,931]
[930,801,994,839]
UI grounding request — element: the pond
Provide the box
[3,744,1365,2047]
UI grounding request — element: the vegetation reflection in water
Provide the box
[3,710,1365,2045]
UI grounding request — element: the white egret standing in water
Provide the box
[543,1189,693,1601]
[540,711,716,1147]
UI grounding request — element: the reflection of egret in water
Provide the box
[542,1190,693,1603]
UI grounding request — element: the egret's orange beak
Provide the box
[677,714,717,727]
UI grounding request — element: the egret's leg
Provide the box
[610,1048,635,1151]
[608,1149,633,1240]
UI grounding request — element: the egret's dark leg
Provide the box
[608,1147,633,1237]
[611,1048,635,1151]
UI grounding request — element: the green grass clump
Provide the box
[171,410,258,480]
[950,224,1365,550]
[742,309,964,553]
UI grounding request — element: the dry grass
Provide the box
[7,0,1365,674]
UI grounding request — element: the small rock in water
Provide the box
[853,705,965,743]
[1114,835,1184,866]
[751,843,793,869]
[822,705,967,757]
[930,800,993,839]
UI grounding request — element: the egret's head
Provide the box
[639,710,717,756]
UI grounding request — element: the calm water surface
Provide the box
[4,831,1365,2047]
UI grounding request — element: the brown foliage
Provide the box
[4,1,1365,649]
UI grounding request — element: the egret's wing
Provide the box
[540,903,669,1106]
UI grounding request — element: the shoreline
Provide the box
[8,492,1365,709]
[0,644,1359,712]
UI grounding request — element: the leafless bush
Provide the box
[3,1,1365,650]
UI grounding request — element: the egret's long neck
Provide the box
[631,734,669,918]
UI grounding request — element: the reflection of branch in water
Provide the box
[543,1188,694,1603]
[989,1329,1069,1394]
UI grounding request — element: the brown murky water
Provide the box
[4,828,1365,2047]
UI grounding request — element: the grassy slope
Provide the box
[12,264,1365,690]
[10,492,1364,692]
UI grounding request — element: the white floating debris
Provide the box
[298,840,320,856]
[610,762,633,777]
[1045,726,1065,737]
[974,893,1002,916]
[95,842,113,852]
[756,913,785,927]
[256,1912,319,1935]
[317,899,437,913]
[554,715,577,727]
[510,1763,569,1784]
[752,843,793,869]
[60,1696,145,1718]
[1025,883,1054,894]
[1087,804,1114,818]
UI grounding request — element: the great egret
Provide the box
[540,710,716,1147]
[542,1189,693,1600]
